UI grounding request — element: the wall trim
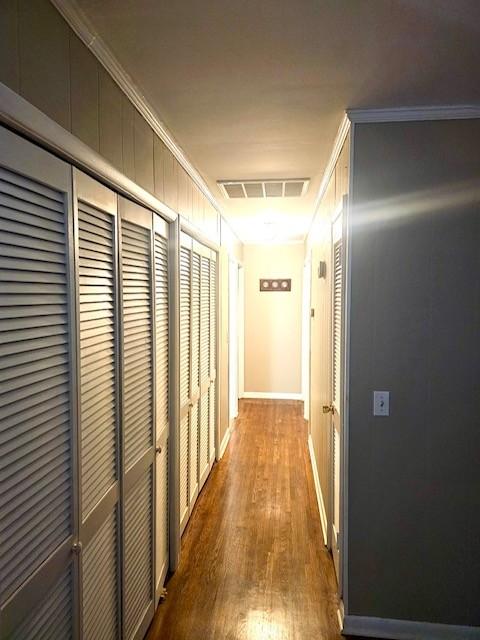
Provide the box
[242,392,303,401]
[308,435,328,546]
[308,113,350,238]
[218,425,232,460]
[50,0,222,215]
[343,615,480,640]
[347,105,480,123]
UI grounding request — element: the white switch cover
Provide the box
[373,391,390,416]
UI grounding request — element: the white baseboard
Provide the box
[308,434,328,546]
[242,391,303,400]
[218,425,232,459]
[343,615,480,639]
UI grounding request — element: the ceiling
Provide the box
[74,0,480,244]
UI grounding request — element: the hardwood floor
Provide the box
[146,399,343,640]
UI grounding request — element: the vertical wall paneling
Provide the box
[17,0,71,130]
[99,68,123,172]
[70,33,99,153]
[134,110,154,194]
[0,0,19,93]
[119,197,155,640]
[153,214,169,598]
[0,126,76,638]
[153,136,166,203]
[73,169,120,640]
[122,97,136,182]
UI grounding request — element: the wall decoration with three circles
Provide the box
[259,278,291,292]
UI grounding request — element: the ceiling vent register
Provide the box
[218,179,309,199]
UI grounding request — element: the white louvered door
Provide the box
[189,249,201,510]
[178,236,191,533]
[199,254,211,488]
[0,127,76,638]
[331,209,344,582]
[209,256,217,465]
[119,199,155,640]
[74,170,120,640]
[153,215,169,599]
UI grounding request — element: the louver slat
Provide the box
[83,510,118,640]
[121,220,153,470]
[124,472,153,640]
[10,565,73,640]
[0,168,72,606]
[79,202,117,519]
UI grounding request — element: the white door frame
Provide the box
[228,258,240,424]
[302,253,312,421]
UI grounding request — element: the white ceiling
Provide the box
[75,0,480,244]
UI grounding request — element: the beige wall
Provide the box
[244,244,304,395]
[348,119,480,626]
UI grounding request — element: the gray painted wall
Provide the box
[0,0,220,241]
[348,119,480,626]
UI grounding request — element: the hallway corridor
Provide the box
[146,400,342,640]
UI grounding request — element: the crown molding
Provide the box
[50,0,222,214]
[347,105,480,123]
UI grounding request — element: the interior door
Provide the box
[0,127,77,638]
[178,234,192,533]
[228,260,239,423]
[153,214,169,601]
[199,253,211,488]
[119,199,155,640]
[330,210,344,581]
[189,246,201,511]
[209,254,217,464]
[74,170,121,640]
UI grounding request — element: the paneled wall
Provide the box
[0,0,220,244]
[348,119,480,627]
[307,133,350,536]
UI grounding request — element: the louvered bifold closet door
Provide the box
[154,215,169,598]
[0,127,76,638]
[208,256,217,464]
[179,236,191,533]
[199,254,211,489]
[119,199,155,640]
[189,249,201,510]
[74,170,120,640]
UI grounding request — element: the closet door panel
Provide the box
[154,218,169,594]
[119,199,155,640]
[189,250,201,507]
[199,254,210,485]
[74,170,120,640]
[0,127,75,638]
[209,257,217,462]
[179,242,191,531]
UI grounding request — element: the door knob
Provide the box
[322,404,334,415]
[156,446,162,454]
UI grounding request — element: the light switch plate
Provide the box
[373,391,390,416]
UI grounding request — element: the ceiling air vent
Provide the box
[218,179,309,199]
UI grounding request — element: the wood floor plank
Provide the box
[146,399,343,640]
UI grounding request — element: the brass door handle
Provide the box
[322,404,334,415]
[156,446,162,454]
